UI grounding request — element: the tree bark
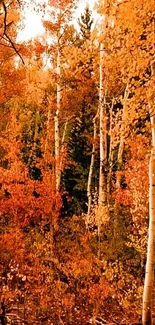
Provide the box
[99,43,107,206]
[116,85,128,188]
[142,113,155,325]
[87,112,98,218]
[55,47,61,192]
[107,99,114,201]
[57,119,68,188]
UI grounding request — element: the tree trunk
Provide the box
[97,43,108,258]
[87,112,98,219]
[116,85,128,188]
[55,47,61,192]
[142,113,155,325]
[57,119,68,187]
[107,99,114,202]
[99,43,107,206]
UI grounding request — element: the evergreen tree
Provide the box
[78,5,93,40]
[62,101,96,216]
[62,8,98,216]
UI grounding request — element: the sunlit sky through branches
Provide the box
[18,0,98,41]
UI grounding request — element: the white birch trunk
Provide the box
[116,85,128,188]
[87,113,98,218]
[55,48,68,193]
[108,99,114,164]
[142,112,155,325]
[55,48,61,192]
[57,119,68,188]
[99,43,107,206]
[107,99,114,199]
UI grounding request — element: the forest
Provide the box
[0,0,155,324]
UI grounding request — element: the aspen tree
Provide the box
[143,64,155,325]
[87,112,98,218]
[116,85,129,188]
[97,43,108,258]
[55,48,68,193]
[99,43,107,206]
[44,0,76,194]
[107,99,114,200]
[55,47,61,193]
[98,0,112,207]
[142,112,155,325]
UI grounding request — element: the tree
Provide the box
[0,0,25,63]
[87,112,98,217]
[43,0,77,194]
[78,5,93,41]
[98,42,107,206]
[98,0,154,322]
[61,6,98,216]
[142,64,155,325]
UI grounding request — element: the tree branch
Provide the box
[2,1,24,64]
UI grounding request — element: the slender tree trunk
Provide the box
[87,112,98,219]
[55,47,61,192]
[97,44,108,258]
[57,119,68,188]
[99,43,107,206]
[142,112,155,325]
[55,48,68,193]
[114,86,129,250]
[108,99,114,164]
[116,85,128,188]
[107,99,114,202]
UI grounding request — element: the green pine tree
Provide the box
[78,5,94,40]
[62,8,98,216]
